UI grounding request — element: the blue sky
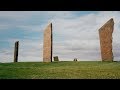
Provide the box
[0,11,120,63]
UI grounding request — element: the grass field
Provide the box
[0,61,120,79]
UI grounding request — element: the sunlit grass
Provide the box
[0,61,120,79]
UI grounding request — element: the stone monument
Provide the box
[43,23,53,62]
[14,41,19,62]
[99,18,114,61]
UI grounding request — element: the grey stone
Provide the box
[14,41,19,62]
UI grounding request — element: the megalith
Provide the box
[43,23,53,62]
[14,41,19,62]
[99,18,114,61]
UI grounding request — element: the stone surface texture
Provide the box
[99,18,114,61]
[43,23,52,62]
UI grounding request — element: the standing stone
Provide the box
[43,23,52,62]
[14,41,19,62]
[73,58,77,61]
[99,18,114,61]
[53,56,59,61]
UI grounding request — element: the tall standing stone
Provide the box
[43,23,52,62]
[14,41,19,62]
[99,18,114,61]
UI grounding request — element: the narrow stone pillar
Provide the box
[43,23,52,62]
[14,41,19,62]
[99,18,114,61]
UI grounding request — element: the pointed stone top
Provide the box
[44,22,52,32]
[49,22,52,25]
[106,18,114,23]
[45,22,52,29]
[99,18,114,31]
[48,22,52,26]
[47,22,52,29]
[103,18,114,26]
[109,18,113,21]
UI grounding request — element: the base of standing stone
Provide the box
[102,59,113,62]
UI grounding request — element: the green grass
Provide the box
[0,61,120,79]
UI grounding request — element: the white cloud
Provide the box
[52,11,120,61]
[0,48,13,63]
[1,11,120,62]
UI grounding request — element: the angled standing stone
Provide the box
[99,18,114,61]
[43,23,52,62]
[14,41,19,62]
